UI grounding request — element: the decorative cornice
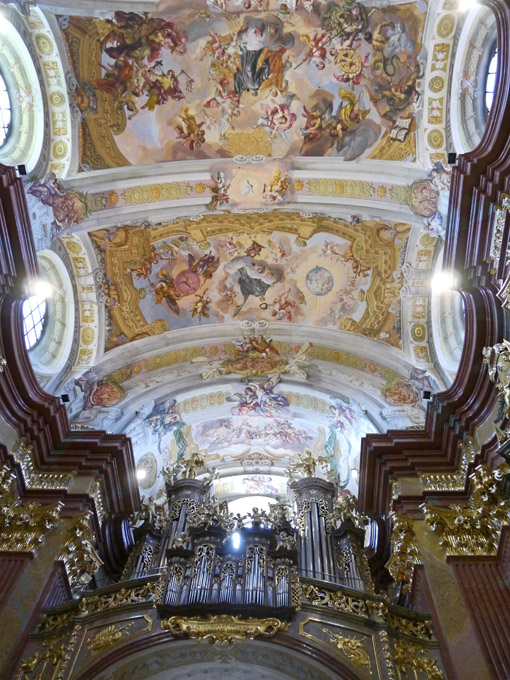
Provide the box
[0,164,140,523]
[419,435,479,493]
[359,0,510,515]
[11,438,76,491]
[301,582,432,641]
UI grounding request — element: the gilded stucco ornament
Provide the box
[86,622,134,655]
[11,438,76,491]
[0,466,62,552]
[160,614,289,644]
[419,435,479,492]
[78,580,158,616]
[385,513,421,598]
[59,512,103,592]
[393,640,445,679]
[422,464,510,556]
[301,583,432,640]
[286,449,330,480]
[322,627,372,672]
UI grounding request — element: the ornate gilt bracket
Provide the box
[422,464,510,556]
[0,466,62,552]
[160,614,289,644]
[419,435,479,492]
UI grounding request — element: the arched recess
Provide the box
[71,636,365,680]
[0,10,44,172]
[28,249,75,381]
[450,5,498,154]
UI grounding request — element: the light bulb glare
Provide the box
[431,271,456,293]
[136,469,147,480]
[32,280,53,299]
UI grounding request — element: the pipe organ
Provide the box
[123,471,371,619]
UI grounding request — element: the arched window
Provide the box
[22,295,47,350]
[485,48,498,113]
[0,72,12,148]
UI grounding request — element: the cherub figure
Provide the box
[255,100,296,139]
[262,168,290,203]
[207,171,230,211]
[191,290,212,321]
[175,107,205,150]
[297,32,329,70]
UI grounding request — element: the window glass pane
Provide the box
[485,48,498,113]
[22,296,47,350]
[0,72,11,147]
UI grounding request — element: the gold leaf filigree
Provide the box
[393,639,444,679]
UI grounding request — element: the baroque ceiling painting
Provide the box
[61,2,426,168]
[15,0,460,511]
[88,214,409,350]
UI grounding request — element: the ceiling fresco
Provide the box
[59,1,426,169]
[117,384,377,497]
[13,0,460,506]
[87,212,409,351]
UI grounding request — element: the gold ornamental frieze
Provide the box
[160,614,289,644]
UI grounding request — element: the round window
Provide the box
[22,295,47,350]
[0,71,12,148]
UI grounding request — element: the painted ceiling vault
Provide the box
[16,0,463,505]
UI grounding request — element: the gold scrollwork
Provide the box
[385,513,421,596]
[78,580,157,616]
[419,435,479,492]
[86,615,153,656]
[488,194,510,275]
[86,622,134,655]
[393,639,445,679]
[301,583,432,640]
[161,614,289,644]
[322,626,372,673]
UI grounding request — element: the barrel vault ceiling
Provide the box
[21,0,461,502]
